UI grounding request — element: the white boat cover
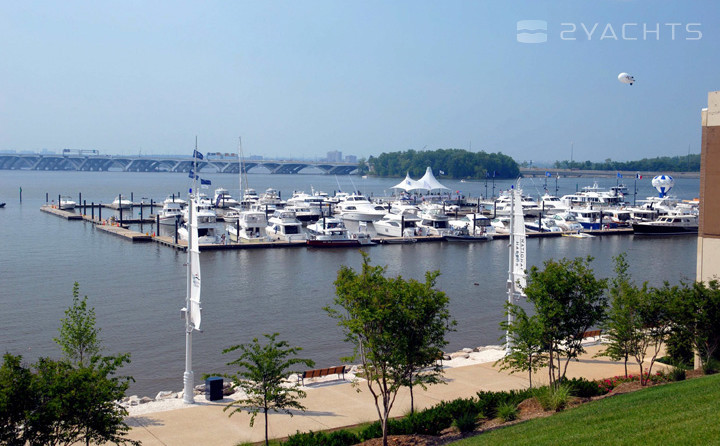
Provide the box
[391,167,449,191]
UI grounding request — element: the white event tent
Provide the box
[391,167,449,192]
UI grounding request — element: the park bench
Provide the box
[299,365,346,386]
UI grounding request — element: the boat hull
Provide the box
[307,239,361,248]
[631,223,698,235]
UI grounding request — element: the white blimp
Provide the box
[618,72,635,85]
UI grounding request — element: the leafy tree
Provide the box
[598,253,645,377]
[26,356,137,446]
[368,148,520,179]
[222,333,314,446]
[54,282,101,366]
[523,257,608,387]
[497,303,547,388]
[671,280,720,370]
[0,354,35,445]
[326,253,454,446]
[632,283,674,385]
[394,270,455,414]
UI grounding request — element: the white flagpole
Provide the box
[183,140,199,404]
[183,198,195,404]
[506,186,515,354]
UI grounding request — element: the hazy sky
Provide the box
[1,1,717,162]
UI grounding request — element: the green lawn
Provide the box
[452,374,720,446]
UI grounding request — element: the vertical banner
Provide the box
[511,188,527,291]
[189,198,202,330]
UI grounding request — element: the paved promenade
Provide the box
[125,344,664,445]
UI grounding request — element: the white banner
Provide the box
[511,188,527,290]
[189,199,202,330]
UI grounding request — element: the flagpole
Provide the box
[183,139,199,404]
[506,185,515,355]
[183,199,194,404]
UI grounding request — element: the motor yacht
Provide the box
[373,209,424,237]
[266,209,306,242]
[417,205,453,236]
[58,196,77,210]
[632,213,699,235]
[112,196,133,210]
[226,210,268,242]
[551,212,583,231]
[213,187,240,209]
[306,217,364,247]
[335,194,387,222]
[449,213,495,238]
[158,201,184,226]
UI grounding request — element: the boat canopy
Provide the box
[391,167,449,191]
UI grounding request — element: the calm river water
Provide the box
[0,169,699,396]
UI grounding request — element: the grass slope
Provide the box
[453,374,720,446]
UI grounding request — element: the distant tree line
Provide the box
[553,154,701,172]
[366,149,520,179]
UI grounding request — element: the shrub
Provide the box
[496,402,518,422]
[283,429,359,446]
[702,358,720,375]
[534,385,570,412]
[561,377,607,398]
[476,389,533,419]
[665,331,694,366]
[453,411,480,433]
[669,365,687,382]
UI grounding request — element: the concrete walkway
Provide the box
[125,344,664,445]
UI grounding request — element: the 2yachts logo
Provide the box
[517,20,702,43]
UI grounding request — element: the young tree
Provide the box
[523,256,607,387]
[671,280,720,371]
[633,283,674,385]
[54,282,101,366]
[497,303,547,388]
[395,271,455,414]
[0,354,35,445]
[326,253,454,445]
[598,253,644,377]
[26,355,138,446]
[222,333,314,446]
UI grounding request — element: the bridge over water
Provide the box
[0,154,359,175]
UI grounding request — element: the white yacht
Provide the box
[373,209,424,237]
[492,193,542,217]
[560,182,625,208]
[417,205,453,236]
[449,213,495,238]
[226,210,268,242]
[158,201,184,226]
[112,196,133,210]
[525,217,563,233]
[266,209,306,242]
[58,196,76,210]
[551,212,584,231]
[335,194,387,222]
[538,194,569,214]
[306,217,364,247]
[213,187,240,209]
[257,188,285,210]
[178,203,220,244]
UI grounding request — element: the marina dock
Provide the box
[41,204,635,252]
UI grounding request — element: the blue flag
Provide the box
[617,173,623,178]
[188,170,198,180]
[193,150,204,160]
[200,178,211,185]
[545,171,551,177]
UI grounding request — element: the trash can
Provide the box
[205,376,223,401]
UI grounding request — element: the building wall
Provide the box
[697,91,720,282]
